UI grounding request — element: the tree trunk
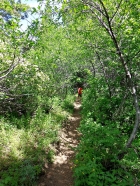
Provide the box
[83,0,140,147]
[99,0,140,147]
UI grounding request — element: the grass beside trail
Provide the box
[0,96,74,186]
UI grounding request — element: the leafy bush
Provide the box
[0,96,71,186]
[0,160,41,186]
[74,78,140,186]
[74,119,140,185]
[61,94,75,113]
[0,64,50,117]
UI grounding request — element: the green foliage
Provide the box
[61,94,75,113]
[0,160,41,186]
[0,64,51,117]
[0,0,29,21]
[0,0,140,185]
[74,121,140,185]
[71,69,90,88]
[0,96,71,185]
[73,77,140,186]
[74,121,135,185]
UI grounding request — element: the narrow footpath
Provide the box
[38,99,81,186]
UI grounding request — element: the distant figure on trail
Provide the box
[78,87,82,98]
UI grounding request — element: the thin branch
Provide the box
[0,55,23,81]
[98,0,110,20]
[3,94,33,97]
[89,60,96,77]
[82,0,106,17]
[99,0,140,148]
[0,62,18,81]
[87,43,116,54]
[95,51,112,98]
[133,50,140,59]
[110,0,123,23]
[85,5,112,36]
[112,92,129,120]
[84,0,140,148]
[0,52,16,76]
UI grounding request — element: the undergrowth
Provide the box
[0,95,74,186]
[74,78,140,186]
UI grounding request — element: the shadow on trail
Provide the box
[38,99,81,186]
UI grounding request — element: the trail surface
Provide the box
[38,100,81,186]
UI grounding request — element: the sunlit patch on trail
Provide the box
[38,101,81,186]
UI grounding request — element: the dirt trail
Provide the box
[38,100,81,186]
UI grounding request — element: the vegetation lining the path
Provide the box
[0,95,74,186]
[73,77,140,186]
[0,0,140,185]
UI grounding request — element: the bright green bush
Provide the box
[74,119,140,185]
[0,96,72,186]
[61,94,75,113]
[74,77,140,186]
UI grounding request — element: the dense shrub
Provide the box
[0,96,74,186]
[0,64,50,117]
[74,78,140,186]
